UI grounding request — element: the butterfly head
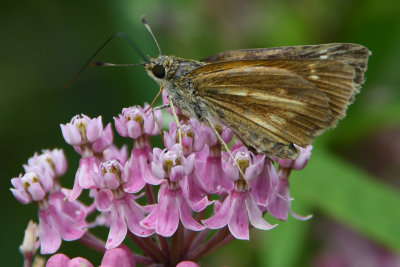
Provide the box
[144,55,175,86]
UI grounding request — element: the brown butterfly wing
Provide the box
[201,43,370,88]
[188,59,357,159]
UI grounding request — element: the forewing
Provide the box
[201,43,370,92]
[189,61,356,158]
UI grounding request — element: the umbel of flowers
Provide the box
[11,95,312,267]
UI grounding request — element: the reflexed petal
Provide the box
[228,192,249,240]
[245,193,277,230]
[268,178,290,221]
[38,209,61,254]
[77,157,98,189]
[176,192,205,231]
[106,205,127,249]
[202,194,232,229]
[250,160,278,206]
[138,152,160,185]
[156,188,179,237]
[50,205,86,241]
[123,196,154,237]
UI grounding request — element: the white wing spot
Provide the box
[320,55,328,59]
[309,75,319,80]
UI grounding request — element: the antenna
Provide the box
[141,15,162,55]
[91,62,145,67]
[66,32,148,87]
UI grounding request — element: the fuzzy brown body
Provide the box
[144,43,370,159]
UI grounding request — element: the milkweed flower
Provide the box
[203,146,277,239]
[12,103,312,266]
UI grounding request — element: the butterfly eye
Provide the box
[152,64,166,79]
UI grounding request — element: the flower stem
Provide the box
[186,227,230,261]
[189,229,210,252]
[132,253,153,265]
[78,232,106,252]
[128,232,168,265]
[170,223,184,265]
[145,184,156,205]
[182,210,207,256]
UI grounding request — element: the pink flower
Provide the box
[100,245,136,267]
[46,254,94,267]
[203,147,276,239]
[68,156,100,201]
[194,145,233,194]
[24,149,67,179]
[103,145,128,164]
[221,146,266,183]
[11,172,47,204]
[203,189,276,240]
[123,144,160,194]
[114,105,161,139]
[267,171,312,221]
[61,114,104,146]
[164,120,206,155]
[141,182,205,237]
[273,145,312,170]
[202,123,233,147]
[93,160,154,249]
[250,159,279,207]
[142,145,206,236]
[38,192,87,254]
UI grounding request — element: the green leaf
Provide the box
[291,146,400,252]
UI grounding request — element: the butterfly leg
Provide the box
[168,98,184,157]
[203,116,246,180]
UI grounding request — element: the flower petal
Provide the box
[202,194,232,229]
[156,187,179,237]
[176,192,205,231]
[106,204,127,249]
[38,209,61,254]
[245,193,277,230]
[228,192,249,240]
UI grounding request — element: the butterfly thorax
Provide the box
[144,55,207,119]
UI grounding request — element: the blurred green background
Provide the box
[2,0,400,266]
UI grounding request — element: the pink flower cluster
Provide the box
[11,101,312,266]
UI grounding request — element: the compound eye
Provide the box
[152,64,166,79]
